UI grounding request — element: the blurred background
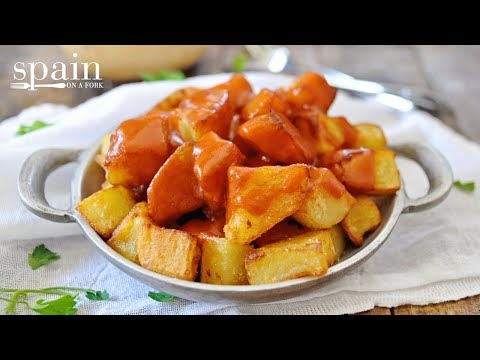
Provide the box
[1,45,479,141]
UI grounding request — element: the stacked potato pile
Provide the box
[77,72,400,285]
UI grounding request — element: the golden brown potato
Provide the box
[136,223,200,281]
[293,167,356,229]
[321,148,400,195]
[146,87,200,114]
[237,112,315,164]
[286,72,337,113]
[224,165,309,244]
[341,195,381,246]
[254,219,307,248]
[104,114,171,188]
[354,123,387,149]
[315,113,358,154]
[107,202,149,264]
[212,74,254,109]
[179,216,225,241]
[193,131,245,213]
[329,225,347,261]
[241,88,291,121]
[370,149,400,195]
[245,232,330,285]
[200,237,252,285]
[170,88,235,142]
[95,133,112,168]
[147,142,203,225]
[76,186,136,238]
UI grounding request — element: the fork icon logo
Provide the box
[11,53,104,91]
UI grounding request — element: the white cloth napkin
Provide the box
[1,72,480,315]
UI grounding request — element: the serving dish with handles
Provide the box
[17,140,452,304]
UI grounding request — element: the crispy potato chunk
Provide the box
[170,88,235,142]
[147,142,203,225]
[212,74,254,109]
[224,165,309,244]
[293,167,356,229]
[136,223,200,281]
[241,88,291,121]
[370,149,400,195]
[76,186,136,238]
[146,87,200,114]
[321,148,400,195]
[254,219,307,247]
[180,216,225,240]
[200,237,252,285]
[329,225,347,260]
[354,123,387,149]
[341,195,381,246]
[245,232,331,285]
[286,72,337,113]
[315,113,358,154]
[238,112,315,164]
[105,114,171,188]
[107,202,149,264]
[193,131,245,212]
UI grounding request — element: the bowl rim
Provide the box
[70,142,406,295]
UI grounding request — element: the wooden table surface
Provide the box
[1,45,479,315]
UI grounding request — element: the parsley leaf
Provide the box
[141,70,185,82]
[453,181,475,192]
[148,291,175,302]
[30,294,78,315]
[28,244,60,270]
[232,53,247,73]
[85,290,110,301]
[16,120,51,136]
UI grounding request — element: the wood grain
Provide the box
[358,307,391,315]
[394,296,480,315]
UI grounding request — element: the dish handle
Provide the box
[18,148,82,223]
[392,143,453,213]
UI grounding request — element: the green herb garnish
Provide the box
[453,180,475,192]
[16,120,51,136]
[148,291,175,302]
[232,53,247,73]
[28,244,60,270]
[141,70,185,82]
[0,287,110,315]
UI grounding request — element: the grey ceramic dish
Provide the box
[18,142,452,304]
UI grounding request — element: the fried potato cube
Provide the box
[212,74,254,109]
[315,113,358,154]
[200,237,252,285]
[245,233,330,285]
[95,133,112,168]
[254,219,307,247]
[329,225,347,261]
[146,87,200,114]
[237,112,316,164]
[180,216,225,241]
[136,224,200,281]
[370,149,400,195]
[286,72,337,113]
[293,167,356,229]
[224,165,309,244]
[107,202,149,264]
[354,123,387,149]
[105,114,171,188]
[193,131,245,212]
[241,88,291,121]
[147,142,203,225]
[341,195,381,246]
[76,186,136,238]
